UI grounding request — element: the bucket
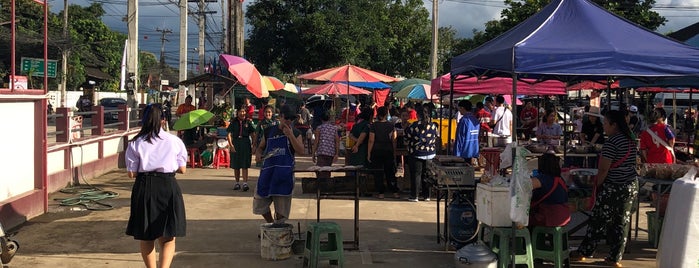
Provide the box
[260,223,294,260]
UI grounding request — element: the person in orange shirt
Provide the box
[176,95,196,116]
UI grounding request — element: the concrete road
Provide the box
[4,156,659,267]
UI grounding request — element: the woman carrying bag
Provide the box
[571,110,638,268]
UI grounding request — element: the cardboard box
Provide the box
[476,183,512,227]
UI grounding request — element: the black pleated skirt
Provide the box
[126,173,186,240]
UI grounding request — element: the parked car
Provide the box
[99,98,127,123]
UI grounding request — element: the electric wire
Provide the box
[55,144,119,211]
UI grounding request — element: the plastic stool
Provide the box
[213,148,230,169]
[531,226,570,268]
[303,222,344,268]
[488,227,534,268]
[187,148,202,168]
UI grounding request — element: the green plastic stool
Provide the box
[488,227,534,268]
[531,226,570,268]
[303,222,344,268]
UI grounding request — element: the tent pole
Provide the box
[510,72,518,268]
[447,76,455,154]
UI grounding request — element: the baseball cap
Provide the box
[629,105,638,113]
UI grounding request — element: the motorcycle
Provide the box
[0,222,19,266]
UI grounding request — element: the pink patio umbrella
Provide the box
[219,54,268,98]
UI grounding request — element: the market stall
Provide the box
[448,0,699,266]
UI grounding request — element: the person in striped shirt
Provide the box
[571,110,638,268]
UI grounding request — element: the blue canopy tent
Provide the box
[449,0,699,144]
[451,0,699,79]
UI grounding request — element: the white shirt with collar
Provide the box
[491,105,513,136]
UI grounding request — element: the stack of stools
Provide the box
[212,148,230,169]
[531,226,570,268]
[303,222,344,268]
[187,148,202,168]
[488,227,534,268]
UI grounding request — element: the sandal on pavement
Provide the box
[599,258,623,267]
[570,251,591,262]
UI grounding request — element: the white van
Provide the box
[653,93,698,129]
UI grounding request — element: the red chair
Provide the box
[213,148,230,169]
[187,147,202,168]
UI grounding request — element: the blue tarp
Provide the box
[339,81,391,89]
[619,77,699,88]
[451,0,699,79]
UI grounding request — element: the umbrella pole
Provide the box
[347,82,351,145]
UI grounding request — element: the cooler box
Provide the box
[476,183,511,227]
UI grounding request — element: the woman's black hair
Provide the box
[320,110,330,121]
[376,106,388,119]
[132,103,163,143]
[544,108,556,121]
[652,107,667,121]
[280,105,296,120]
[605,110,633,140]
[417,104,431,123]
[358,107,373,121]
[538,153,561,177]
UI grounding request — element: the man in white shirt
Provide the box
[491,95,513,143]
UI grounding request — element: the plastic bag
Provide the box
[657,166,698,268]
[500,143,514,169]
[509,146,532,226]
[201,150,213,166]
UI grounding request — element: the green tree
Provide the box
[245,0,432,79]
[465,0,666,52]
[0,0,127,91]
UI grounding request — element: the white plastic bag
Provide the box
[509,146,532,226]
[656,167,698,268]
[500,143,514,169]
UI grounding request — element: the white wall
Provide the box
[0,102,36,202]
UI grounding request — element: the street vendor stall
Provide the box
[447,0,699,266]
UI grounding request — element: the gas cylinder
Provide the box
[448,192,478,249]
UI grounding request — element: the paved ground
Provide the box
[4,155,659,268]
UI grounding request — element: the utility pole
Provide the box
[179,0,188,101]
[60,0,68,107]
[156,28,172,94]
[193,0,216,74]
[430,0,439,79]
[127,0,139,108]
[229,0,244,56]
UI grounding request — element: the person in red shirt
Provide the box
[475,102,492,135]
[639,107,675,163]
[519,101,538,139]
[258,98,269,121]
[337,103,359,131]
[405,102,417,121]
[243,97,255,121]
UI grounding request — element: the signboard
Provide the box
[9,75,28,90]
[21,57,57,78]
[161,80,169,85]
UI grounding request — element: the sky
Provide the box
[55,0,699,69]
